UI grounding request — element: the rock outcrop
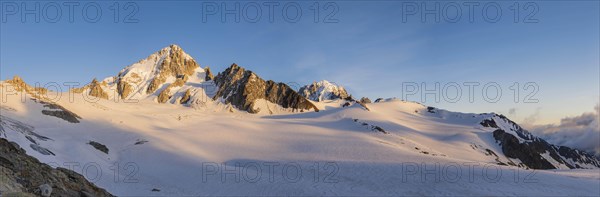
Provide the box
[34,99,82,123]
[2,77,82,124]
[213,64,319,113]
[88,141,109,154]
[204,67,214,81]
[157,78,187,103]
[180,89,192,104]
[3,76,48,99]
[359,97,371,104]
[145,45,199,95]
[116,77,134,99]
[72,78,109,100]
[482,115,600,169]
[0,138,114,196]
[299,80,350,102]
[88,79,109,99]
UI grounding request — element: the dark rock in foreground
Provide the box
[0,138,114,196]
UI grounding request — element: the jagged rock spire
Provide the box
[213,63,319,113]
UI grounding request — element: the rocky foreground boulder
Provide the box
[0,138,113,196]
[213,64,319,113]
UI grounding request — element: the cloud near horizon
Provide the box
[526,104,600,156]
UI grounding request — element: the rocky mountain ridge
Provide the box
[213,63,319,113]
[484,114,600,169]
[72,45,323,114]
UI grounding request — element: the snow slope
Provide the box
[1,85,598,196]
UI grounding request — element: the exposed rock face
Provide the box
[3,76,48,99]
[213,64,319,113]
[359,97,371,104]
[34,99,82,123]
[88,79,109,99]
[493,129,557,169]
[30,144,55,156]
[72,78,109,100]
[427,107,436,113]
[180,89,192,104]
[116,78,134,99]
[204,67,214,81]
[353,119,387,134]
[146,45,199,95]
[88,141,109,154]
[157,78,186,103]
[76,44,203,101]
[0,138,114,196]
[299,80,350,102]
[4,75,29,92]
[482,115,600,169]
[556,146,600,167]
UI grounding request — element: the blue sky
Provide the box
[1,1,598,124]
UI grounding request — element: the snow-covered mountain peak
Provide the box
[122,44,196,76]
[156,44,192,60]
[299,80,350,102]
[72,45,210,103]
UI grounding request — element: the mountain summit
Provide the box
[74,45,319,114]
[112,44,204,100]
[299,80,350,102]
[213,64,319,113]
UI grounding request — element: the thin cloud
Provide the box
[527,104,600,156]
